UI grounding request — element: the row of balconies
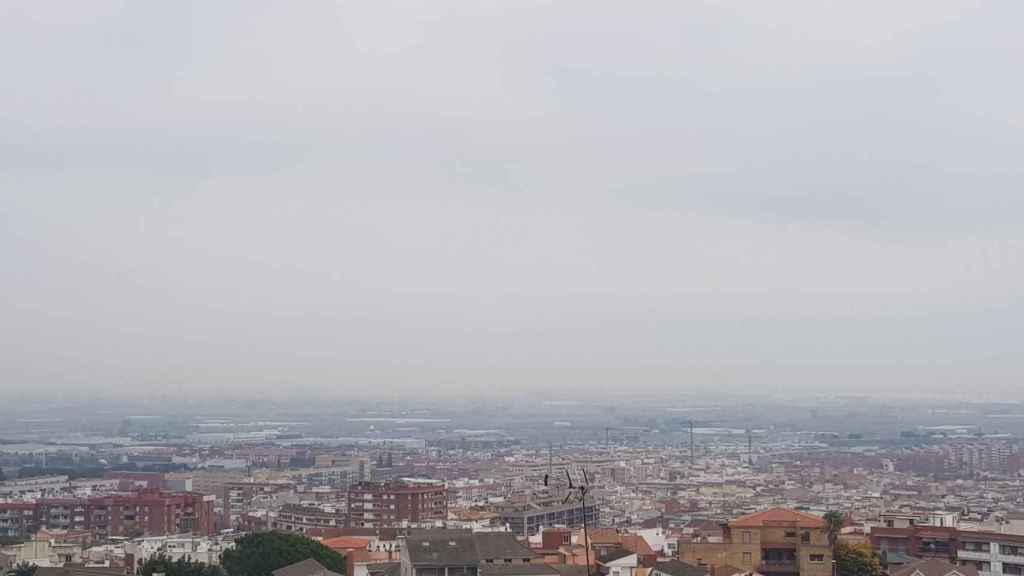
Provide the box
[960,549,1024,563]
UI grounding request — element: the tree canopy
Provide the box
[835,542,881,576]
[221,532,345,576]
[823,510,845,547]
[10,562,38,576]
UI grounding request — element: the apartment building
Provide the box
[871,526,960,561]
[0,502,41,538]
[347,480,447,528]
[870,524,1024,576]
[678,508,833,576]
[0,492,215,539]
[955,532,1024,576]
[272,504,347,534]
[495,496,600,538]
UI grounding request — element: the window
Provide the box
[785,531,797,538]
[743,553,752,566]
[1004,565,1024,576]
[801,532,811,544]
[810,555,825,563]
[742,531,752,544]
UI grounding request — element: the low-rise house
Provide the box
[892,559,978,576]
[401,533,480,576]
[272,559,344,576]
[598,548,639,576]
[650,560,710,576]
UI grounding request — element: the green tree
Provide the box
[834,542,881,576]
[139,553,225,576]
[221,532,345,576]
[824,510,845,547]
[10,562,38,576]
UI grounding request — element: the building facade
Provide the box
[272,504,347,534]
[678,508,833,576]
[871,525,1024,576]
[495,497,600,538]
[0,492,215,539]
[347,480,447,528]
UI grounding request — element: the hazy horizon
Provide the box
[3,2,1024,400]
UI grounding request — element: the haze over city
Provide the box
[3,1,1024,402]
[7,7,1024,576]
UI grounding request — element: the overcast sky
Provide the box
[2,1,1023,402]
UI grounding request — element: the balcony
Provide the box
[761,562,799,574]
[1004,565,1024,576]
[958,550,992,562]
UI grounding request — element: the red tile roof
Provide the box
[620,535,656,557]
[322,537,371,551]
[728,508,826,529]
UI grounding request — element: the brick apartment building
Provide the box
[871,525,1024,576]
[0,492,215,540]
[0,502,41,538]
[871,526,960,561]
[347,480,447,528]
[678,508,833,576]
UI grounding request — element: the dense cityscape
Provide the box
[5,4,1023,576]
[3,396,1024,576]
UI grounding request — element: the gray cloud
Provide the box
[2,1,1023,401]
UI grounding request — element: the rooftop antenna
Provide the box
[543,467,592,576]
[561,468,593,576]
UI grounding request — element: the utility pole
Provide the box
[548,441,553,481]
[747,428,753,466]
[689,421,695,467]
[581,471,592,576]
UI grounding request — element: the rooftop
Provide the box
[729,508,826,529]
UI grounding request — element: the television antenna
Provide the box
[545,468,593,576]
